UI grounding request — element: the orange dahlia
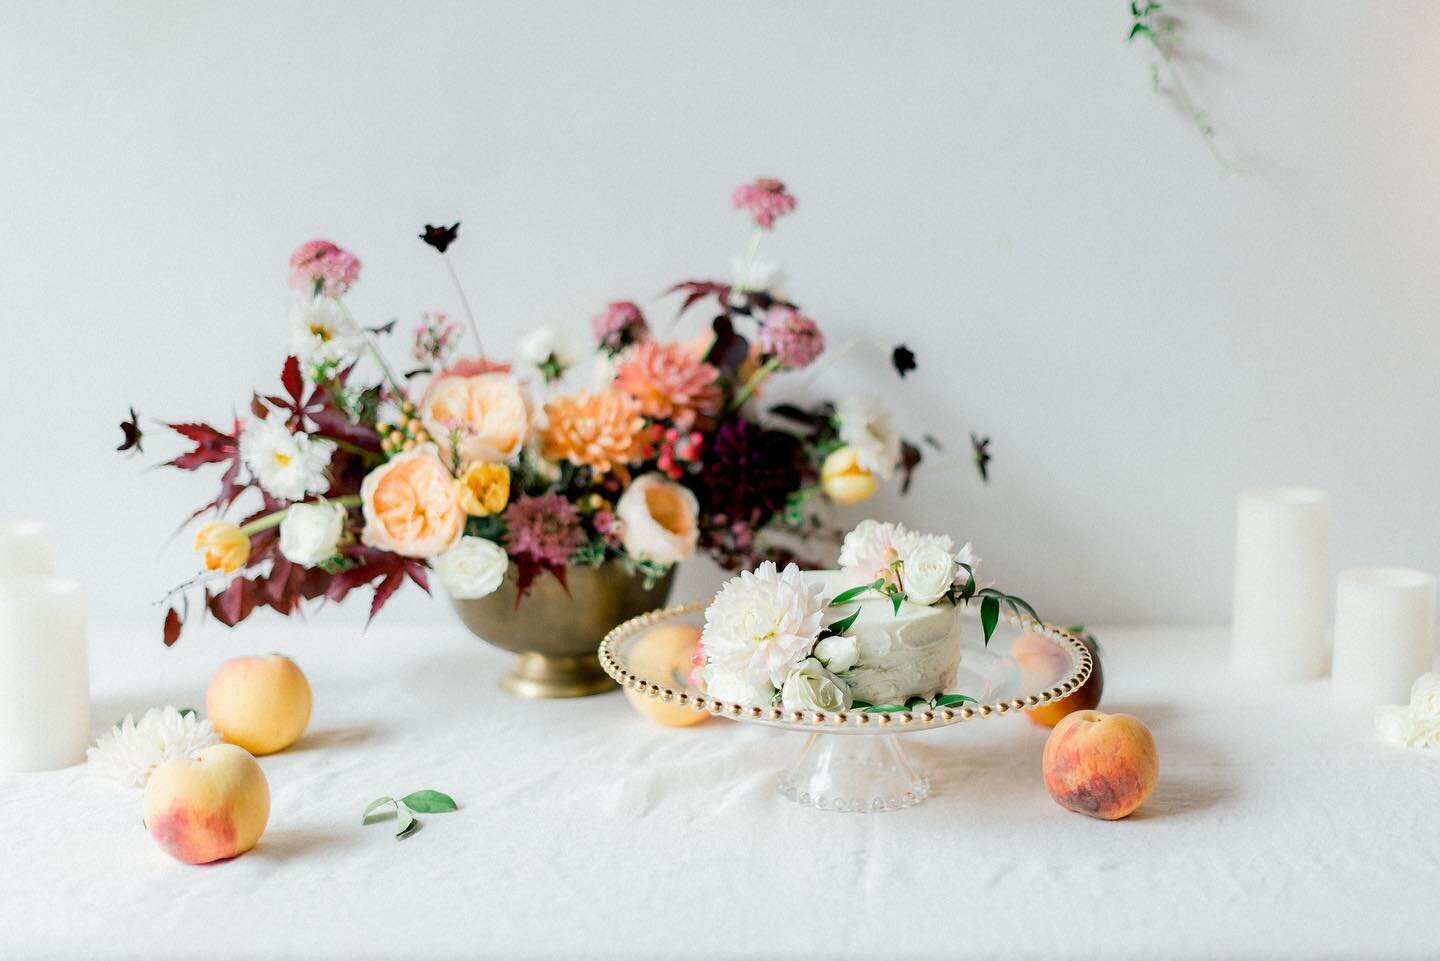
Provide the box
[541,389,646,477]
[613,341,722,426]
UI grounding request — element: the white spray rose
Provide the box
[781,657,853,712]
[278,501,347,567]
[1409,673,1440,718]
[813,634,860,674]
[701,670,776,708]
[902,543,958,605]
[436,536,508,600]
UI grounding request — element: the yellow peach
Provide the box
[1042,710,1158,820]
[622,623,708,727]
[206,654,313,755]
[1013,630,1105,728]
[143,743,270,864]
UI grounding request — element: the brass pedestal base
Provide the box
[500,652,616,699]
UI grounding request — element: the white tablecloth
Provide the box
[3,620,1438,961]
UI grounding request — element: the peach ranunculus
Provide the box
[614,472,699,565]
[420,369,529,469]
[458,461,510,517]
[193,521,250,573]
[360,444,465,558]
[541,389,645,478]
[613,340,722,426]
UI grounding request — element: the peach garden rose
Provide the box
[420,370,530,468]
[360,444,465,558]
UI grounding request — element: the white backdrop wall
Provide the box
[2,1,1438,633]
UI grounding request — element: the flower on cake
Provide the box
[239,413,336,502]
[813,633,860,674]
[700,561,827,697]
[436,535,509,600]
[87,706,221,788]
[781,657,853,712]
[1375,673,1440,751]
[836,394,900,479]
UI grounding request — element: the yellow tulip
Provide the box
[457,461,511,517]
[193,521,251,573]
[820,446,879,505]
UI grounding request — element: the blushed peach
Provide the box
[143,743,269,864]
[1042,710,1158,820]
[1013,630,1104,728]
[206,654,313,755]
[622,624,708,728]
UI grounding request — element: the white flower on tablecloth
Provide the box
[278,500,346,567]
[813,633,860,675]
[781,657,853,712]
[288,296,364,365]
[239,413,336,502]
[86,707,221,788]
[1409,673,1440,717]
[700,561,826,693]
[1375,705,1429,749]
[902,543,958,605]
[836,394,900,479]
[436,536,508,600]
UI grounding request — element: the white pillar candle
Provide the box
[0,521,53,576]
[1332,568,1436,706]
[1231,487,1330,681]
[0,577,90,772]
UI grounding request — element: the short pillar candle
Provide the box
[1231,487,1330,681]
[0,521,53,577]
[1332,568,1436,706]
[0,577,90,772]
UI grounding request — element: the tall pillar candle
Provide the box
[1231,487,1330,680]
[0,521,52,576]
[1332,568,1436,706]
[0,578,90,772]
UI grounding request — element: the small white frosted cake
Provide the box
[803,570,962,705]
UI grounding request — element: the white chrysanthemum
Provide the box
[836,394,900,479]
[86,707,221,788]
[700,561,827,695]
[240,413,336,502]
[288,296,364,364]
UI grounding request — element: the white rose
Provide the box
[701,667,776,707]
[615,473,699,565]
[813,634,859,674]
[517,325,577,378]
[901,543,958,605]
[781,657,853,712]
[278,501,346,567]
[1409,673,1440,718]
[436,536,509,600]
[1375,705,1427,749]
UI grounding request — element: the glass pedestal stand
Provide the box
[777,733,929,813]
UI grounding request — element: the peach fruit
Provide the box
[622,623,708,727]
[206,654,313,755]
[1013,630,1104,728]
[143,743,270,864]
[1042,710,1158,820]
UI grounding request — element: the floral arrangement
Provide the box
[695,520,1039,713]
[122,179,989,644]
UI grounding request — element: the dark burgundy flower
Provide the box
[420,222,460,253]
[696,419,804,565]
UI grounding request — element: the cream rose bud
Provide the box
[436,536,509,600]
[1409,673,1440,718]
[813,634,859,674]
[781,657,853,712]
[278,501,346,567]
[901,543,958,606]
[615,473,699,566]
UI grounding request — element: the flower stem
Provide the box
[740,227,764,290]
[238,495,362,536]
[730,356,781,410]
[443,254,485,356]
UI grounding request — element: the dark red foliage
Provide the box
[667,280,730,319]
[163,607,182,647]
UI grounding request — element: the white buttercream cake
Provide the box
[803,570,962,705]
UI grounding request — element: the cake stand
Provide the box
[599,602,1094,813]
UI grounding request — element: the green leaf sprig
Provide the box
[362,790,458,840]
[828,562,1042,647]
[851,692,977,713]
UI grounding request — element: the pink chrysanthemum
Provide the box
[755,306,824,370]
[592,300,649,354]
[503,493,585,568]
[731,178,797,230]
[613,341,723,427]
[289,239,362,298]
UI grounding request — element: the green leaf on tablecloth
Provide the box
[400,790,458,814]
[934,693,976,707]
[394,806,416,839]
[830,580,881,606]
[362,797,396,824]
[980,595,1000,645]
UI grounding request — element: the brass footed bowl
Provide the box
[450,562,675,698]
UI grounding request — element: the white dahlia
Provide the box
[86,707,221,788]
[836,394,900,479]
[288,296,364,365]
[700,561,827,695]
[239,413,336,502]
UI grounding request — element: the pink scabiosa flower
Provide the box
[592,301,649,355]
[288,240,361,298]
[755,306,824,370]
[503,492,585,569]
[613,341,722,427]
[732,178,797,230]
[412,312,462,366]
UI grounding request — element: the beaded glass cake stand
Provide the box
[600,601,1094,814]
